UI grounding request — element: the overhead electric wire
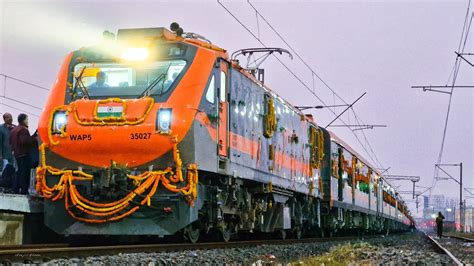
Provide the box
[430,0,472,196]
[217,0,327,107]
[0,102,40,117]
[461,18,473,55]
[246,0,394,173]
[0,95,42,111]
[445,11,473,85]
[243,0,389,171]
[0,73,50,92]
[246,0,388,171]
[0,73,46,116]
[247,0,349,106]
[351,109,386,170]
[246,0,473,204]
[218,0,389,171]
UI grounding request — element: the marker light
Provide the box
[52,111,68,134]
[121,47,149,61]
[157,108,172,134]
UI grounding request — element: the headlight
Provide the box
[157,108,172,134]
[52,111,68,134]
[121,47,149,61]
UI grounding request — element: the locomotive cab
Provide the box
[37,27,225,236]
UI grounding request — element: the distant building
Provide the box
[423,195,457,222]
[430,195,446,209]
[423,195,432,209]
[455,205,473,233]
[465,207,473,233]
[446,198,457,209]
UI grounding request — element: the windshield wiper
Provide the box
[73,66,90,99]
[140,63,173,98]
[139,72,166,98]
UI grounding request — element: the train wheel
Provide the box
[293,226,302,239]
[184,223,200,243]
[219,221,232,242]
[277,229,287,240]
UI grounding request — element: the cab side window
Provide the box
[220,71,226,102]
[205,75,215,104]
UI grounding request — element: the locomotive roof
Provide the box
[229,60,320,129]
[117,27,228,54]
[95,27,320,130]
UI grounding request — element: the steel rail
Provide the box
[0,234,390,263]
[0,243,69,251]
[424,232,463,265]
[446,234,474,242]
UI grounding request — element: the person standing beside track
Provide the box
[435,212,445,238]
[0,112,15,170]
[10,113,37,195]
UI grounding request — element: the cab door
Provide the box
[217,60,229,158]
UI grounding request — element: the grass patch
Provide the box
[296,242,373,265]
[445,232,474,239]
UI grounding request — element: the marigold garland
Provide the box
[36,139,198,224]
[72,97,154,126]
[263,96,277,138]
[48,97,155,147]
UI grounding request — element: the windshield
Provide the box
[72,60,187,99]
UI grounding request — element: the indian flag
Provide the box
[97,103,124,118]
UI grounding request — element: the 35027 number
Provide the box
[130,133,152,140]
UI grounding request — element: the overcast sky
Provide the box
[0,0,472,216]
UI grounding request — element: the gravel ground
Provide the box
[436,236,474,264]
[43,232,452,265]
[46,242,333,265]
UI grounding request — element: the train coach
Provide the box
[35,24,413,242]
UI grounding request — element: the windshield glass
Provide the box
[72,60,186,99]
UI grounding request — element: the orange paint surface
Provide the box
[39,43,312,177]
[39,48,215,168]
[195,112,310,174]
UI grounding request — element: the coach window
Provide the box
[220,71,226,102]
[309,126,318,168]
[358,164,370,194]
[343,149,353,187]
[371,172,378,197]
[331,143,339,178]
[205,75,215,104]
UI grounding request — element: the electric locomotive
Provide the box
[36,24,413,242]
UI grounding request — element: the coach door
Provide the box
[337,148,344,201]
[217,60,229,158]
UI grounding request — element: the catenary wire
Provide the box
[236,1,388,171]
[430,0,472,196]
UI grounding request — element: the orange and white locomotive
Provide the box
[36,24,413,242]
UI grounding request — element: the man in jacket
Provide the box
[0,113,15,169]
[10,114,36,194]
[435,212,445,238]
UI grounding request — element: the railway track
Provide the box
[424,232,471,265]
[0,234,389,264]
[446,234,474,243]
[0,243,69,251]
